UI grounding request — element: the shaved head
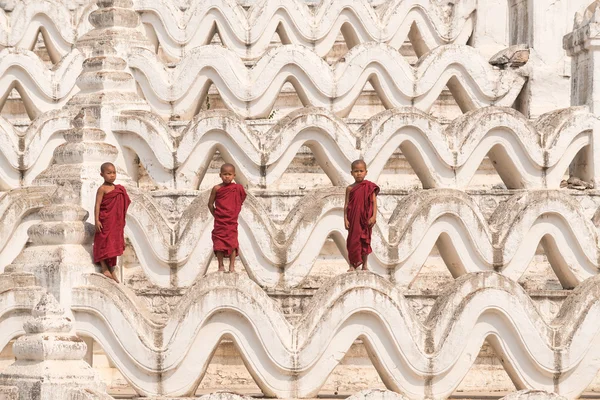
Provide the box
[351,159,367,170]
[220,163,236,173]
[100,162,115,173]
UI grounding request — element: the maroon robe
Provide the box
[93,185,131,267]
[212,183,246,256]
[346,180,380,266]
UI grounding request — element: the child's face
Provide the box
[220,167,236,184]
[100,165,117,184]
[351,163,367,183]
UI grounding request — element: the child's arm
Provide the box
[343,185,352,230]
[94,186,105,233]
[239,185,247,204]
[207,186,218,216]
[368,192,377,227]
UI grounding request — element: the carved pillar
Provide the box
[7,0,152,309]
[76,0,153,58]
[65,0,154,201]
[564,2,600,112]
[4,183,94,307]
[563,1,600,187]
[0,294,106,400]
[34,106,126,223]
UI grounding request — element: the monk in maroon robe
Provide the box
[345,160,379,271]
[208,163,246,272]
[94,162,131,283]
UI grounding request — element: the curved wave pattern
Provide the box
[0,0,475,61]
[0,186,52,269]
[1,1,596,400]
[2,104,594,192]
[56,187,600,288]
[111,106,599,190]
[0,273,44,355]
[0,0,80,61]
[0,48,83,119]
[128,43,525,119]
[134,0,476,60]
[0,109,77,190]
[70,271,600,399]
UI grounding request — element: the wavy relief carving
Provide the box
[0,0,476,60]
[128,44,524,119]
[111,106,598,190]
[70,272,600,399]
[27,187,597,288]
[0,48,83,119]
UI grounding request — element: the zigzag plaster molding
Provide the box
[2,105,596,191]
[0,187,52,270]
[0,0,475,60]
[3,104,595,191]
[2,186,582,289]
[0,186,51,255]
[389,189,600,288]
[70,272,600,399]
[0,0,598,398]
[112,106,599,190]
[3,184,599,289]
[128,43,525,119]
[135,0,476,60]
[0,0,88,63]
[0,109,76,190]
[0,273,44,357]
[0,48,83,119]
[2,184,598,288]
[141,188,600,288]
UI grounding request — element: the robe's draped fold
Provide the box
[346,180,379,266]
[212,183,246,256]
[93,185,131,267]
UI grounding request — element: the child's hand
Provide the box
[368,216,376,227]
[344,218,350,230]
[95,221,103,233]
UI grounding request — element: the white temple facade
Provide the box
[1,0,600,399]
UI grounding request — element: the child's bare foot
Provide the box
[360,255,369,271]
[100,261,113,280]
[216,251,226,272]
[228,252,236,274]
[347,266,356,272]
[109,267,120,283]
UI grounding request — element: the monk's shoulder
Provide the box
[345,184,354,193]
[97,184,110,194]
[367,180,380,194]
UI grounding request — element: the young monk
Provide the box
[208,163,246,272]
[344,159,380,271]
[93,162,131,283]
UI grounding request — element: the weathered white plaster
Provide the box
[108,106,600,190]
[67,272,600,398]
[128,43,525,119]
[0,0,600,399]
[0,0,477,60]
[0,293,107,400]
